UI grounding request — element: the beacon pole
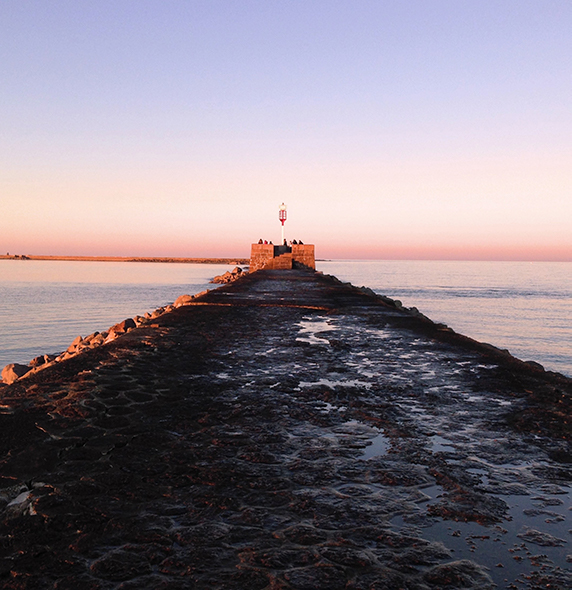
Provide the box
[279,203,287,245]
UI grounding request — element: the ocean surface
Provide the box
[0,259,570,377]
[318,260,571,377]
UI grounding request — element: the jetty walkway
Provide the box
[0,269,570,589]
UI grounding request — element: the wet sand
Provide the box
[0,269,570,589]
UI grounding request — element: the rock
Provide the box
[359,286,376,296]
[67,335,83,353]
[90,333,105,347]
[108,318,136,336]
[517,528,567,546]
[90,550,152,581]
[77,332,99,352]
[1,363,31,384]
[5,490,33,518]
[524,360,545,371]
[83,332,100,343]
[211,271,233,284]
[31,353,56,367]
[211,267,246,284]
[174,294,193,307]
[57,352,73,362]
[424,559,494,588]
[285,564,347,590]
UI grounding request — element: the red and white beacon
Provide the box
[279,203,287,244]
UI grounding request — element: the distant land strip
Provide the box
[0,254,250,265]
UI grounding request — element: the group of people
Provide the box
[257,239,305,245]
[258,238,304,246]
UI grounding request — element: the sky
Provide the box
[1,1,571,260]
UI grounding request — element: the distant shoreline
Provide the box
[0,255,249,265]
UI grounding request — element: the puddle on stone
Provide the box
[360,431,390,460]
[363,328,392,339]
[297,378,372,390]
[490,398,512,407]
[317,402,346,414]
[296,318,333,344]
[392,459,572,589]
[430,435,455,453]
[466,468,491,486]
[426,384,461,393]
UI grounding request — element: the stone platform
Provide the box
[0,269,570,589]
[249,244,315,272]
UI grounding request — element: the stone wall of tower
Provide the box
[292,244,315,270]
[250,243,315,272]
[264,253,292,270]
[249,244,275,272]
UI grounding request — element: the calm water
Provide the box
[0,259,570,377]
[317,260,571,377]
[0,260,229,371]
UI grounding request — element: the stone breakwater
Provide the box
[1,290,212,385]
[0,269,570,590]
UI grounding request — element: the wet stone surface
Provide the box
[0,269,570,589]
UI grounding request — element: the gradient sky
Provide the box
[1,1,571,260]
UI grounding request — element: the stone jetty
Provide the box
[0,269,570,589]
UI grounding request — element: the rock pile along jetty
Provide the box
[0,268,570,590]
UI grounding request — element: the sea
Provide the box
[0,259,570,378]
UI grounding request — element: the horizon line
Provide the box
[2,254,571,264]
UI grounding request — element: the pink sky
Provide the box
[1,2,571,261]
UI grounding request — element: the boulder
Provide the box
[90,334,105,347]
[211,271,233,284]
[56,352,73,362]
[67,335,83,353]
[524,360,545,372]
[212,267,246,284]
[133,315,146,326]
[174,294,193,307]
[2,363,31,384]
[109,318,136,336]
[83,332,100,343]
